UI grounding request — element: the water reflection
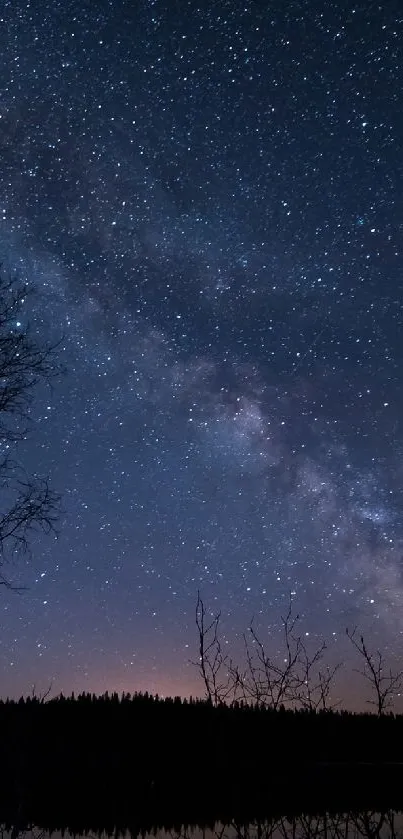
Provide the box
[3,813,403,839]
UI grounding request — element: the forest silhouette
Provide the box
[2,691,403,830]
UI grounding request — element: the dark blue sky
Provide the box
[0,0,402,705]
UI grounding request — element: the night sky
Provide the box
[0,0,402,705]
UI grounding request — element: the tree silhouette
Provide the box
[0,268,61,584]
[230,595,304,709]
[194,592,341,710]
[231,594,340,710]
[346,626,403,716]
[192,590,233,705]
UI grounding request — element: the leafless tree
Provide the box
[230,595,340,710]
[346,627,403,715]
[194,591,340,709]
[192,590,234,705]
[295,640,341,711]
[230,596,304,708]
[0,268,61,583]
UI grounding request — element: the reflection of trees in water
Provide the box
[2,813,403,839]
[0,827,47,839]
[165,813,402,839]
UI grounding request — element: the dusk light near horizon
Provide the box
[0,0,402,705]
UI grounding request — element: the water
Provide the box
[3,813,403,839]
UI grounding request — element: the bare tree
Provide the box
[230,595,340,710]
[346,627,403,715]
[230,596,304,709]
[296,640,341,711]
[192,591,234,705]
[0,268,61,583]
[194,591,340,710]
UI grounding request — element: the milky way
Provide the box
[0,0,402,704]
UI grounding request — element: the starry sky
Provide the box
[0,0,402,705]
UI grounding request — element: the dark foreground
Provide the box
[2,693,403,830]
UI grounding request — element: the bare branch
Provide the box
[194,591,340,710]
[0,267,62,574]
[191,591,234,705]
[230,594,339,710]
[346,627,403,715]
